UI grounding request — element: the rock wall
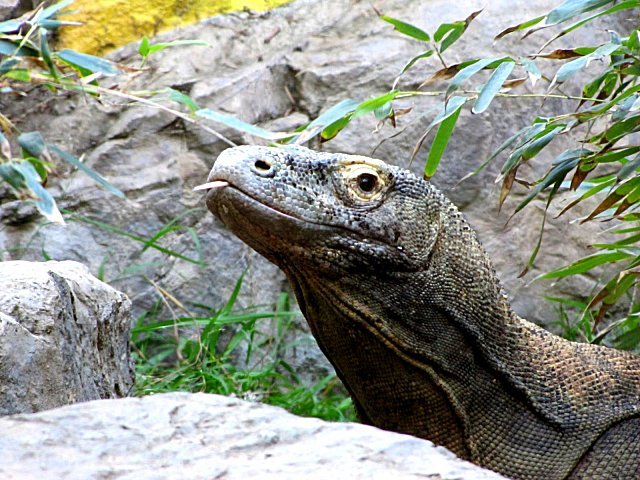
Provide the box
[0,261,134,415]
[0,392,507,479]
[0,0,629,377]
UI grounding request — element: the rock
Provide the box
[0,392,507,479]
[0,0,631,381]
[0,0,25,21]
[0,260,134,415]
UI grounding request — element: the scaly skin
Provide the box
[203,145,640,480]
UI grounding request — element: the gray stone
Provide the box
[0,260,134,415]
[0,1,22,21]
[0,0,630,381]
[0,392,507,479]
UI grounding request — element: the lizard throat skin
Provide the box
[203,144,640,480]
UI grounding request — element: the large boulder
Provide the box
[0,391,507,479]
[0,260,134,415]
[0,0,629,378]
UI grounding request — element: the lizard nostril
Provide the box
[252,159,275,177]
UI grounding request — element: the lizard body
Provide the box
[203,145,640,479]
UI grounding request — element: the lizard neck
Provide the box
[285,265,473,458]
[284,258,584,478]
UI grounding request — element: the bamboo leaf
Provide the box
[554,56,589,84]
[373,101,393,121]
[399,50,433,75]
[18,131,46,157]
[447,57,511,96]
[593,147,640,166]
[456,125,532,185]
[434,10,482,53]
[320,116,351,141]
[518,181,561,277]
[618,153,640,179]
[420,59,483,87]
[472,61,515,114]
[499,123,560,175]
[494,15,545,41]
[539,251,632,280]
[424,103,462,179]
[520,57,542,86]
[39,30,59,81]
[546,0,615,25]
[352,91,400,118]
[0,40,36,57]
[196,109,290,140]
[40,0,75,20]
[307,99,360,130]
[515,152,582,212]
[583,177,640,222]
[551,43,619,86]
[380,15,430,42]
[48,144,125,198]
[427,96,468,131]
[410,96,467,163]
[138,36,150,57]
[434,22,464,53]
[165,88,200,114]
[0,131,10,159]
[570,162,595,190]
[522,125,563,160]
[556,176,617,217]
[534,48,592,59]
[588,270,640,324]
[55,49,120,76]
[13,161,64,224]
[604,115,640,142]
[294,99,360,143]
[541,1,640,50]
[0,19,21,33]
[145,39,210,55]
[498,168,517,211]
[0,162,26,191]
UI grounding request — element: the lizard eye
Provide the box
[338,160,388,202]
[343,165,385,201]
[357,173,378,193]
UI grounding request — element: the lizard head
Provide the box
[202,145,445,275]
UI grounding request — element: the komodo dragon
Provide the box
[199,145,640,479]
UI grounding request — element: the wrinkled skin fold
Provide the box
[203,145,640,480]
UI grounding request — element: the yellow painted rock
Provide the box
[56,0,291,55]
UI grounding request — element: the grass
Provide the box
[41,211,354,421]
[547,295,640,353]
[132,272,356,422]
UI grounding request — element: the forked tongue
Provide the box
[193,180,229,191]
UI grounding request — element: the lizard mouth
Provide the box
[205,181,344,250]
[202,178,418,274]
[204,180,406,260]
[205,181,315,227]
